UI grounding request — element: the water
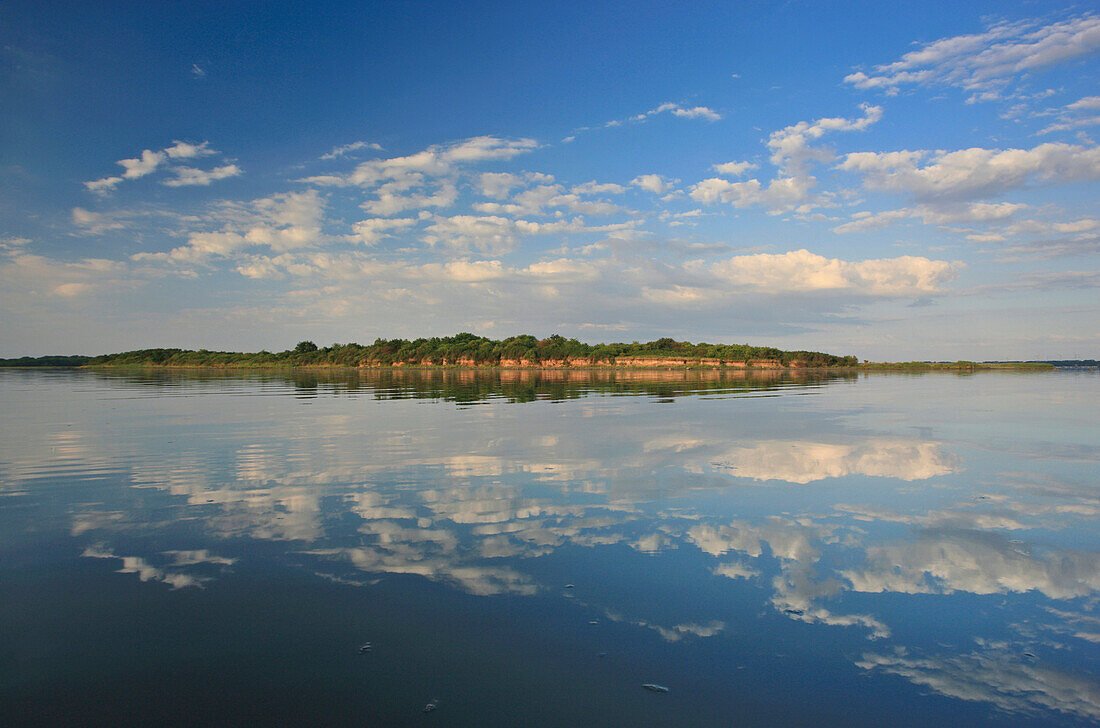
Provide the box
[0,367,1097,727]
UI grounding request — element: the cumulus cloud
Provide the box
[71,207,126,234]
[0,236,30,251]
[832,202,1027,233]
[631,174,674,194]
[689,175,815,211]
[473,184,621,217]
[1039,95,1100,135]
[476,171,556,199]
[84,140,234,194]
[134,189,327,263]
[838,142,1100,202]
[844,15,1100,100]
[362,181,458,216]
[421,215,633,255]
[689,105,879,212]
[303,136,538,189]
[162,164,242,187]
[477,172,525,199]
[698,249,956,297]
[976,217,1100,259]
[614,101,722,127]
[712,161,757,177]
[164,141,216,159]
[348,217,418,246]
[0,252,129,297]
[320,141,383,159]
[767,103,883,175]
[571,180,627,195]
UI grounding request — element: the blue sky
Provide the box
[2,1,1098,359]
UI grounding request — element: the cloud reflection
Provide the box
[858,650,1100,721]
[5,370,1097,723]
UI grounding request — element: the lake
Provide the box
[1,367,1098,727]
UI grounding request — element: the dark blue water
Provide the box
[1,368,1097,726]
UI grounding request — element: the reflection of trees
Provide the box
[82,367,855,404]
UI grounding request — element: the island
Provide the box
[0,334,1064,370]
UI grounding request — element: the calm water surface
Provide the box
[1,368,1097,726]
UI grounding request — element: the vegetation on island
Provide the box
[4,336,1077,371]
[84,333,859,369]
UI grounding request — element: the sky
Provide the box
[1,0,1098,360]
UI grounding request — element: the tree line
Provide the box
[85,333,858,368]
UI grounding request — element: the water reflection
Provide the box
[1,368,1097,725]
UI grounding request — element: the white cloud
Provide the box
[844,15,1100,98]
[134,189,327,263]
[639,101,721,121]
[85,141,233,194]
[420,215,624,255]
[311,136,537,186]
[476,171,556,199]
[119,149,166,180]
[0,236,30,251]
[71,207,125,234]
[601,101,723,130]
[362,181,458,216]
[301,136,535,189]
[84,176,125,194]
[320,141,383,160]
[839,142,1100,201]
[768,104,883,175]
[712,161,757,177]
[474,184,621,216]
[162,164,242,187]
[571,180,627,195]
[688,105,879,213]
[705,249,956,296]
[0,252,129,297]
[631,174,674,194]
[348,217,418,246]
[689,176,815,211]
[477,172,525,199]
[832,202,1027,233]
[670,105,721,121]
[1039,95,1100,134]
[164,141,216,159]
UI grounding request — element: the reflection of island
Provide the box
[83,366,855,405]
